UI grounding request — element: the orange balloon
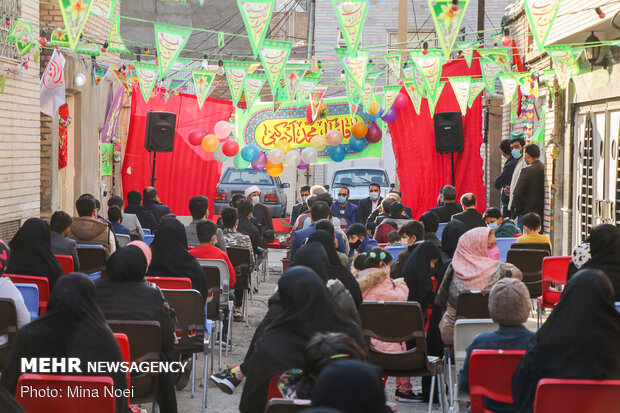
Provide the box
[266,160,283,177]
[201,134,219,152]
[368,101,381,115]
[351,122,368,139]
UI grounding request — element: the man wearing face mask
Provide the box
[483,207,520,238]
[331,187,357,229]
[290,185,311,228]
[356,183,383,226]
[244,185,275,246]
[494,139,519,218]
[511,144,546,230]
[506,133,526,217]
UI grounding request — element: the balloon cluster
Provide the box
[188,121,239,163]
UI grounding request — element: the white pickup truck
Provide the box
[327,168,394,204]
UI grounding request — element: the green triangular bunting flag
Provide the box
[260,39,293,97]
[383,52,402,79]
[403,79,423,115]
[336,48,369,91]
[448,76,471,116]
[224,61,252,106]
[244,73,267,111]
[478,48,513,77]
[90,0,119,19]
[481,61,501,92]
[7,18,32,42]
[134,61,159,103]
[383,85,402,112]
[58,0,94,49]
[155,24,192,78]
[108,14,130,54]
[427,81,446,118]
[410,49,443,99]
[428,0,470,58]
[468,80,485,107]
[499,74,518,106]
[332,0,367,53]
[284,63,309,103]
[192,69,218,108]
[238,0,275,58]
[296,73,321,104]
[523,0,560,53]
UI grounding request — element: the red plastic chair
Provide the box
[513,233,523,237]
[113,333,131,395]
[3,274,50,315]
[469,349,526,413]
[55,254,75,274]
[538,256,571,324]
[268,218,292,249]
[267,374,283,401]
[15,374,115,412]
[534,379,620,413]
[146,276,192,290]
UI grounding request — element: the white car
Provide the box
[327,168,394,204]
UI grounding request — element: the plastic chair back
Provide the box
[142,228,151,235]
[456,292,490,320]
[76,244,107,275]
[496,237,518,261]
[160,289,205,354]
[437,222,447,240]
[469,349,526,412]
[533,378,620,413]
[226,247,252,290]
[113,333,131,397]
[273,218,291,233]
[506,249,550,298]
[143,234,155,246]
[267,374,283,401]
[384,245,407,258]
[510,242,551,253]
[116,233,131,248]
[540,256,571,308]
[198,264,221,321]
[4,274,50,314]
[54,254,75,273]
[107,320,161,404]
[264,398,311,413]
[197,258,230,308]
[13,283,39,320]
[453,319,498,371]
[146,276,192,290]
[0,299,17,368]
[15,374,115,412]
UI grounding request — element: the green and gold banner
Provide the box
[336,48,369,91]
[108,14,130,54]
[224,61,253,107]
[238,0,275,57]
[244,73,267,111]
[58,0,94,49]
[523,0,560,53]
[260,39,293,97]
[428,0,470,58]
[332,0,367,53]
[134,61,159,103]
[192,69,218,108]
[449,76,471,116]
[155,24,192,78]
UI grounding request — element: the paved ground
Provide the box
[139,249,457,412]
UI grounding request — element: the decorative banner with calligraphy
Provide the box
[100,143,113,176]
[412,64,426,97]
[383,85,402,112]
[134,61,159,103]
[456,41,478,67]
[108,14,130,54]
[168,77,186,91]
[273,74,290,113]
[225,61,252,106]
[383,52,402,79]
[333,0,367,53]
[545,45,583,75]
[58,0,94,49]
[51,29,70,47]
[260,39,293,97]
[112,67,131,94]
[449,76,471,116]
[41,49,67,117]
[244,73,267,111]
[284,63,309,103]
[90,0,119,19]
[524,0,560,53]
[155,24,192,78]
[358,81,375,110]
[468,80,485,107]
[296,73,321,105]
[478,48,513,77]
[7,18,33,42]
[239,98,383,161]
[75,41,102,56]
[403,79,423,115]
[238,0,275,57]
[15,27,36,56]
[192,69,218,108]
[336,48,369,91]
[410,49,443,99]
[93,62,110,85]
[428,0,470,58]
[101,85,124,143]
[427,81,446,118]
[345,74,361,122]
[499,74,518,106]
[481,61,501,92]
[310,86,328,122]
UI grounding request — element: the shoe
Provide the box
[395,390,424,403]
[175,357,193,390]
[233,309,243,322]
[210,367,241,395]
[215,336,232,347]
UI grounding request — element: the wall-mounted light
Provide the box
[585,31,601,66]
[74,73,86,87]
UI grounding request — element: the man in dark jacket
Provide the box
[124,190,158,231]
[511,144,545,226]
[142,186,172,223]
[356,183,383,226]
[429,185,463,223]
[236,199,261,255]
[290,185,310,228]
[494,139,518,218]
[451,193,485,231]
[49,210,80,271]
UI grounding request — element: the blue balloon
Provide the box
[349,137,368,153]
[328,144,347,162]
[240,144,259,162]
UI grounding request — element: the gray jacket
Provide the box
[185,219,226,251]
[121,212,144,240]
[50,231,80,271]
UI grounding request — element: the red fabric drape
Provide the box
[122,87,234,216]
[389,56,485,219]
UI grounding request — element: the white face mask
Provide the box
[252,195,260,205]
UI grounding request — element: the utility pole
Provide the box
[477,0,485,40]
[306,0,316,62]
[394,0,408,190]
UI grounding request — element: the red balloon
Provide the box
[366,121,383,143]
[393,93,409,110]
[188,129,206,146]
[222,140,240,157]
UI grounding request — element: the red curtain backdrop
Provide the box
[122,87,234,216]
[389,55,485,219]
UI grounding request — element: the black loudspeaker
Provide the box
[144,111,176,152]
[434,112,464,154]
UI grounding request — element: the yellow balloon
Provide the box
[266,160,283,177]
[276,139,291,154]
[368,101,381,116]
[310,135,327,151]
[201,134,219,152]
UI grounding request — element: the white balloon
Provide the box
[267,148,285,164]
[213,143,227,162]
[285,150,301,167]
[301,147,318,164]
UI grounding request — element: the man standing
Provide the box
[331,187,357,229]
[245,185,274,246]
[290,185,311,227]
[511,144,545,228]
[451,193,485,231]
[494,139,518,218]
[142,186,172,223]
[507,133,526,215]
[185,195,226,250]
[428,185,463,222]
[357,183,383,226]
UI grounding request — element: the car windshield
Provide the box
[221,170,274,185]
[333,170,388,187]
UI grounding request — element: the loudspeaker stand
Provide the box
[151,151,157,187]
[451,152,455,187]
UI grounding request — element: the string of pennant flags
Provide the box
[2,0,614,118]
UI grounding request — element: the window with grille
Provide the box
[0,0,22,62]
[579,113,594,242]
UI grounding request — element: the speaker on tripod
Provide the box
[434,112,464,186]
[144,111,177,186]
